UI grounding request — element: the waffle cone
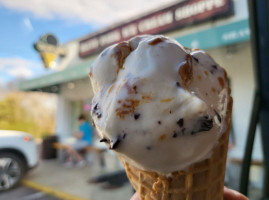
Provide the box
[120,97,233,200]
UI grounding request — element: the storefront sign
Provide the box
[79,0,233,57]
[34,34,66,69]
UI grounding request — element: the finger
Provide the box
[224,187,248,200]
[130,192,140,200]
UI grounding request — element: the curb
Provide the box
[22,180,88,200]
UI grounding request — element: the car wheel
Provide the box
[0,152,26,192]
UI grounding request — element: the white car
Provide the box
[0,130,39,191]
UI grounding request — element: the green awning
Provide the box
[19,59,94,91]
[176,19,250,49]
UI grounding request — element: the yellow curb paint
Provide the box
[22,180,88,200]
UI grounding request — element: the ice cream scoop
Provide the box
[90,35,231,174]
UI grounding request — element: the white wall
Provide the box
[61,78,93,101]
[208,42,263,160]
[55,95,73,140]
[55,78,94,139]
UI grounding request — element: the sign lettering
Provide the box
[79,0,233,57]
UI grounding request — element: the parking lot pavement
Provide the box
[0,185,61,200]
[23,158,133,200]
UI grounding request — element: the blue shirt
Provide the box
[79,121,93,145]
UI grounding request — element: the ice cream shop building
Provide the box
[20,0,261,162]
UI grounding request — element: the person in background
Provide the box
[65,114,94,167]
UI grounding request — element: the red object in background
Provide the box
[84,104,91,112]
[23,136,32,142]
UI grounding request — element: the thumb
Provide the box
[224,187,248,200]
[130,193,140,200]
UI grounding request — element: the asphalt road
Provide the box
[0,185,61,200]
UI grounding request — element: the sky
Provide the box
[0,0,178,85]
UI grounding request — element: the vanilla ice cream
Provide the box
[90,35,231,174]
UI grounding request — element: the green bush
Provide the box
[0,92,55,138]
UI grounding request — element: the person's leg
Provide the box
[66,146,84,162]
[63,146,77,168]
[71,141,89,163]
